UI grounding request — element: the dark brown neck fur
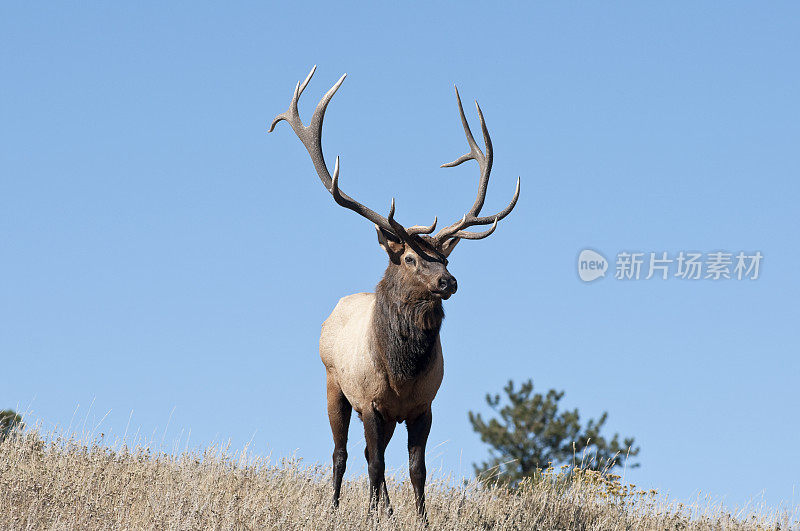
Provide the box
[373,265,444,381]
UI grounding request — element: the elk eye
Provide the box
[404,256,416,266]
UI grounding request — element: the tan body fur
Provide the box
[320,293,443,424]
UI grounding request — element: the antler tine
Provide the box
[407,217,437,235]
[451,216,498,240]
[299,65,316,97]
[473,100,493,214]
[387,199,441,261]
[268,65,317,134]
[309,72,347,139]
[435,177,520,241]
[440,87,483,169]
[270,67,406,239]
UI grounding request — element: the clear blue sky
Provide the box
[2,2,798,509]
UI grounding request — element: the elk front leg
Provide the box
[407,408,432,519]
[362,406,393,513]
[326,375,352,508]
[380,420,396,515]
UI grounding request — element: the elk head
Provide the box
[375,217,457,302]
[269,66,520,300]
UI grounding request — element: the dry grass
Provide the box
[0,428,796,530]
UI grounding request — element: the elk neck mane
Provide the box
[373,264,445,380]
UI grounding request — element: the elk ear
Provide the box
[376,226,404,263]
[439,238,460,258]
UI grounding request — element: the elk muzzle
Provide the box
[436,273,458,299]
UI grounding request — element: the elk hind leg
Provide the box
[326,374,351,508]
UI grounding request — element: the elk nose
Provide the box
[438,275,458,294]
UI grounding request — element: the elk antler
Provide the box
[269,66,440,260]
[270,68,519,259]
[431,87,520,253]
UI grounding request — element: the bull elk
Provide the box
[269,66,520,518]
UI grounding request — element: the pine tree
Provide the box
[468,380,639,485]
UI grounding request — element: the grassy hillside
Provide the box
[0,430,794,530]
